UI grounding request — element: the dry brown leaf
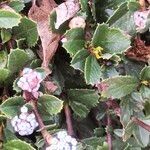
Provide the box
[54,0,80,29]
[125,37,150,62]
[28,0,60,74]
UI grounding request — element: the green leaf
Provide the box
[63,40,85,56]
[0,50,7,68]
[84,55,102,85]
[38,94,63,115]
[92,23,131,55]
[1,29,11,43]
[7,49,30,73]
[0,96,24,118]
[81,137,105,150]
[0,9,21,29]
[3,139,35,150]
[123,120,136,141]
[71,49,89,65]
[140,86,150,101]
[120,96,134,127]
[79,0,91,17]
[71,60,85,72]
[107,2,137,35]
[9,0,25,12]
[140,66,150,80]
[133,125,150,147]
[65,28,85,40]
[107,2,128,26]
[127,1,140,12]
[63,28,85,56]
[70,101,89,118]
[68,89,99,118]
[13,17,38,47]
[67,89,99,108]
[101,76,138,98]
[0,69,10,84]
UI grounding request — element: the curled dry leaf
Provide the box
[54,0,80,29]
[125,37,150,62]
[28,0,60,74]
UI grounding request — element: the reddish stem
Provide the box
[106,113,112,150]
[64,104,75,137]
[132,117,150,132]
[31,100,52,145]
[139,0,146,11]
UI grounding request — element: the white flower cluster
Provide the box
[46,131,77,150]
[11,106,38,136]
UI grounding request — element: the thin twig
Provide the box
[64,104,75,137]
[31,100,52,145]
[132,117,150,132]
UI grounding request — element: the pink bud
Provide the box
[17,68,43,99]
[134,10,150,31]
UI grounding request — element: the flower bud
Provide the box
[69,16,86,29]
[134,10,150,33]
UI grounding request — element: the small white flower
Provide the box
[20,106,28,113]
[19,113,27,120]
[57,131,67,139]
[51,137,59,145]
[71,138,77,146]
[65,135,72,142]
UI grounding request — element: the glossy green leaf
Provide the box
[1,29,11,43]
[0,96,24,118]
[38,94,63,115]
[101,76,138,98]
[9,0,25,12]
[7,49,30,73]
[68,89,99,118]
[71,49,89,65]
[84,55,102,85]
[107,2,137,35]
[0,9,21,29]
[68,89,99,107]
[0,51,7,68]
[70,101,89,118]
[3,140,35,150]
[63,28,85,56]
[13,17,38,47]
[140,66,150,80]
[0,69,10,84]
[92,23,131,55]
[133,125,150,147]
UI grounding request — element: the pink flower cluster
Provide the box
[11,106,38,136]
[134,10,150,32]
[17,68,43,99]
